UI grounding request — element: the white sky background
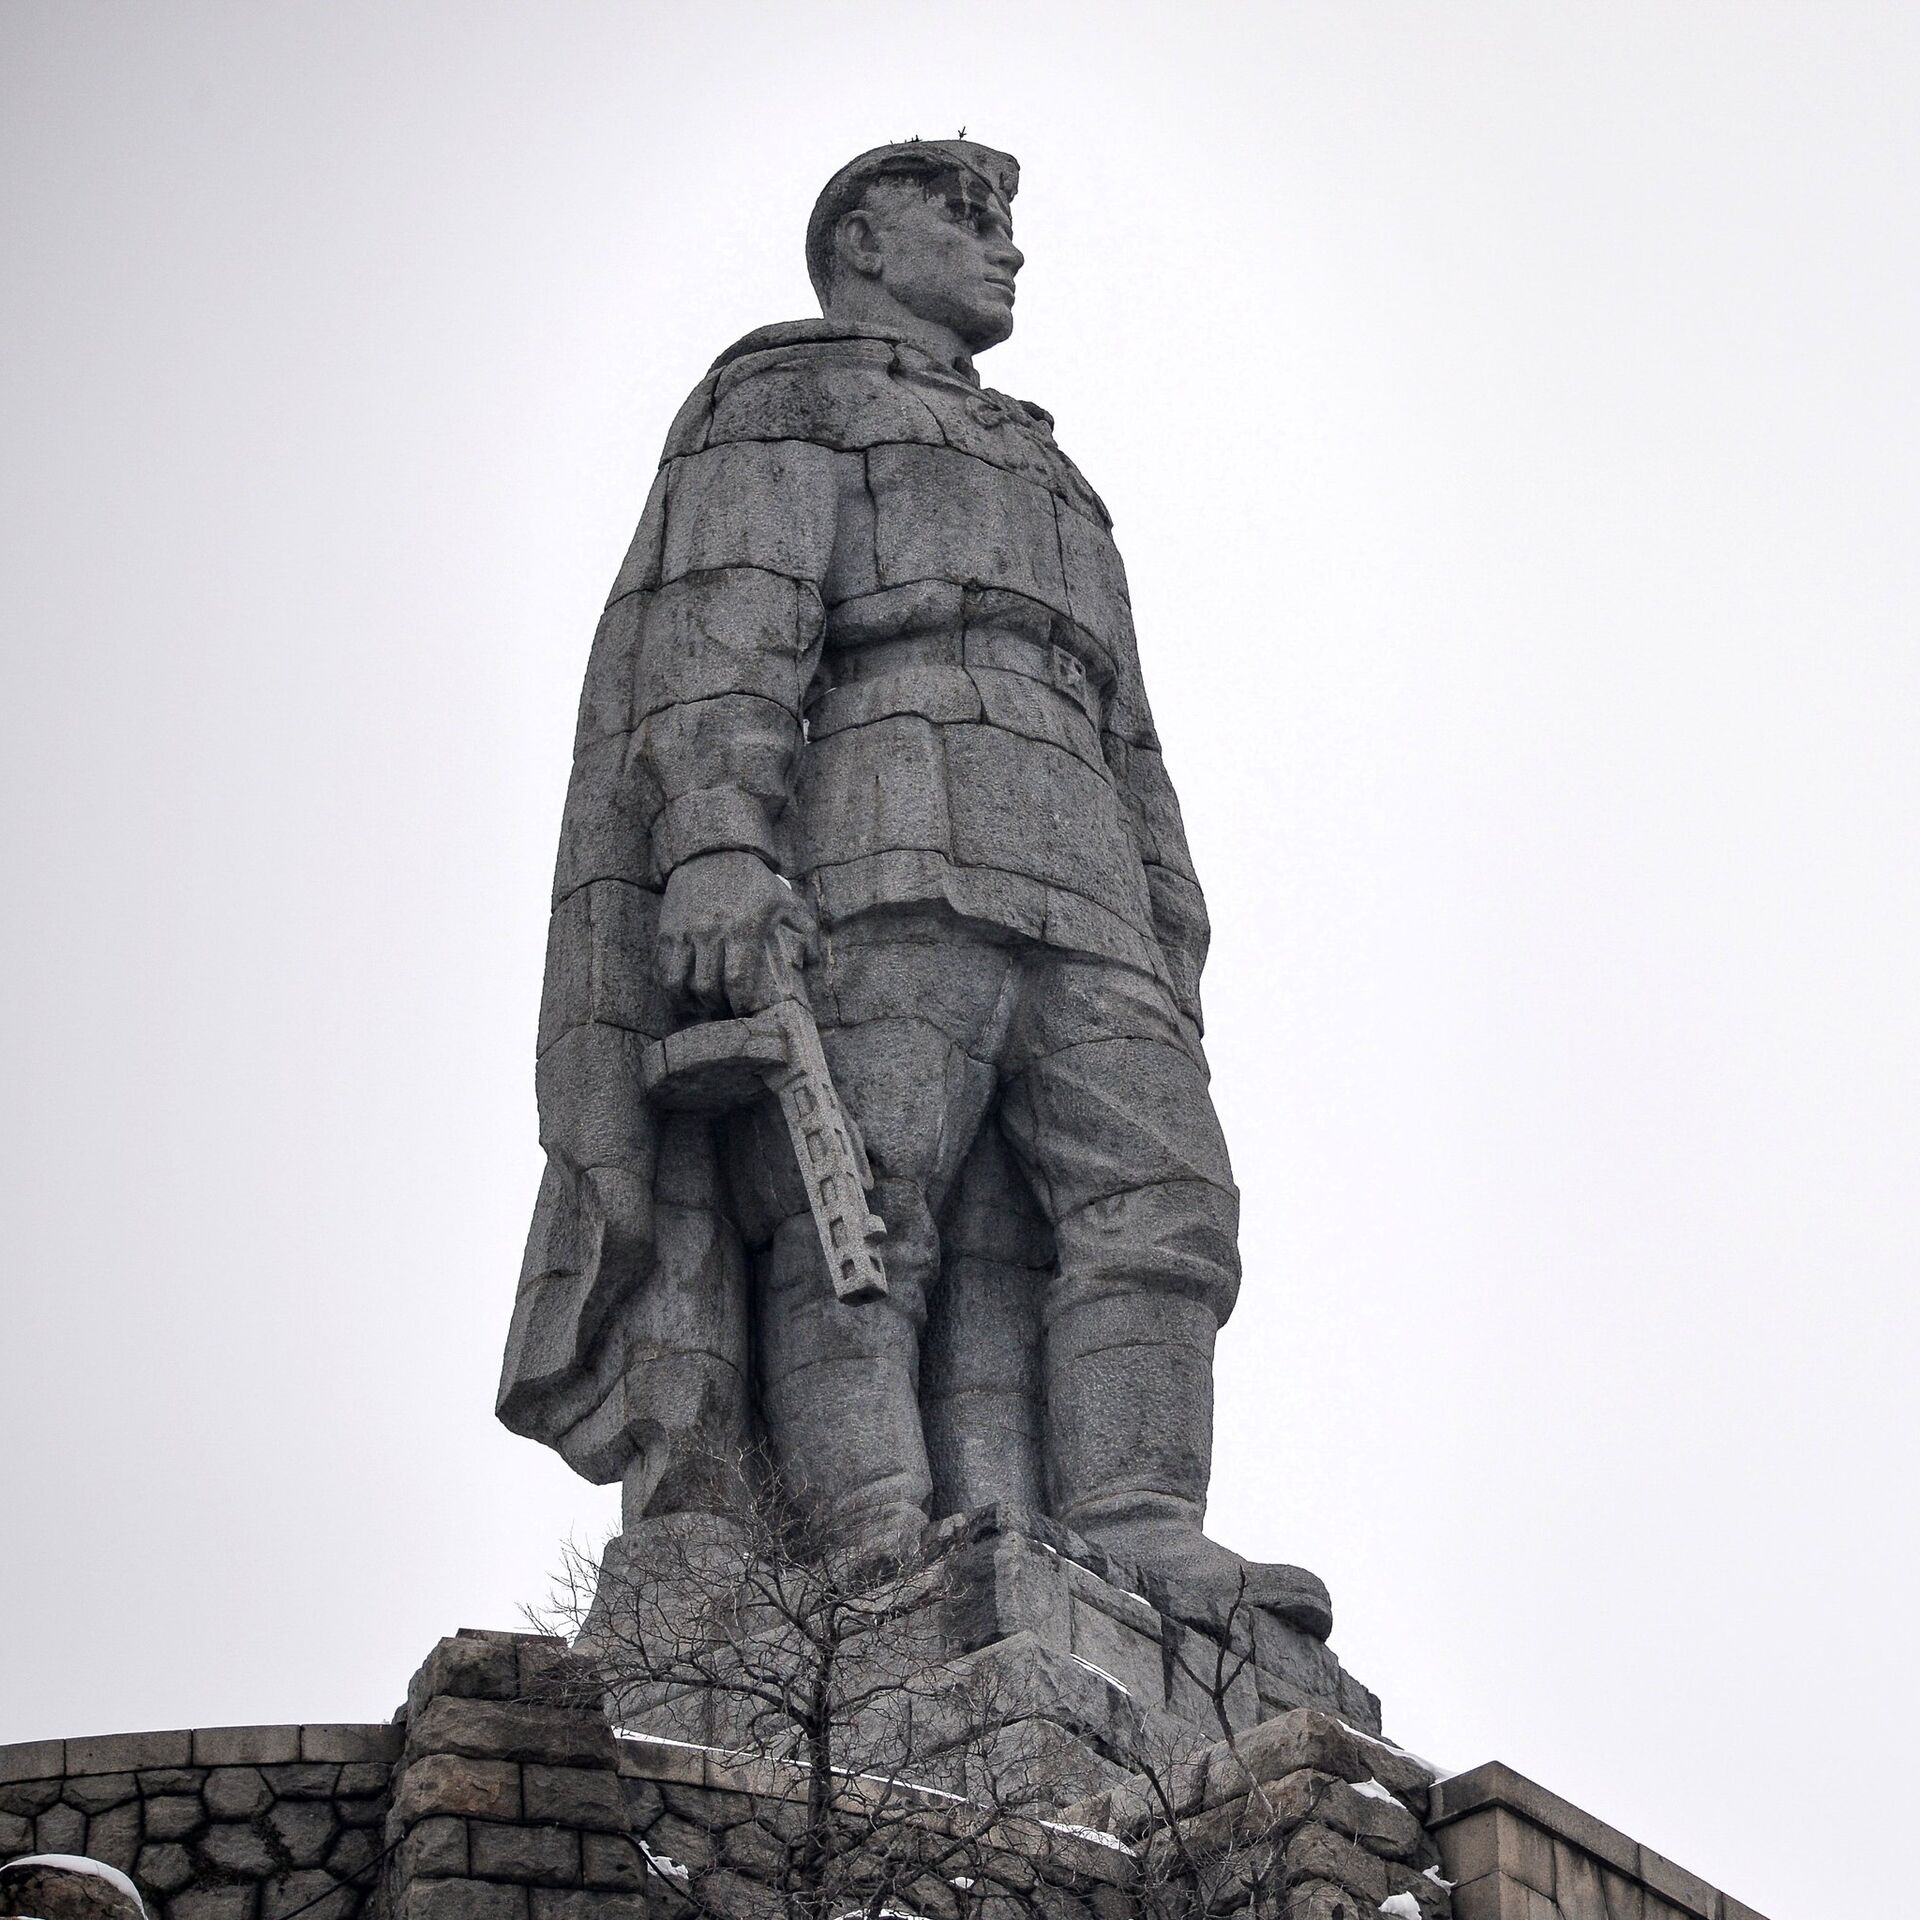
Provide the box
[3,3,1915,1912]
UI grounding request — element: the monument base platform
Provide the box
[0,1622,1775,1920]
[926,1505,1381,1799]
[605,1504,1380,1806]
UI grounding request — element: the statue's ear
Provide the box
[833,207,884,282]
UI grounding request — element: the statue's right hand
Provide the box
[655,849,816,1016]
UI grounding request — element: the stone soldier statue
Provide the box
[499,139,1332,1639]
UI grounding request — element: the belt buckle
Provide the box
[1049,643,1087,700]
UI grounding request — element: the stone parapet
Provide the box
[382,1628,649,1920]
[3,1631,1773,1920]
[1428,1763,1769,1920]
[0,1723,399,1919]
[615,1730,1137,1920]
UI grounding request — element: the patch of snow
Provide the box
[851,1770,964,1802]
[1,1858,146,1916]
[637,1839,690,1885]
[613,1728,721,1752]
[1350,1776,1398,1804]
[1345,1724,1447,1779]
[1422,1867,1455,1890]
[1066,1652,1130,1695]
[613,1733,982,1812]
[1378,1896,1422,1920]
[1039,1819,1136,1856]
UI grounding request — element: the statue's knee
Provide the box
[762,1191,932,1334]
[1052,1178,1241,1323]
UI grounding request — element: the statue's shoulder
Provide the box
[659,320,942,462]
[706,318,906,374]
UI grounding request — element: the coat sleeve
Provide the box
[631,437,851,882]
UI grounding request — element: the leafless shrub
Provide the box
[534,1445,1078,1920]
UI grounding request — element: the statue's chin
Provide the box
[960,310,1015,353]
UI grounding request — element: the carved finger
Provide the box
[655,931,693,997]
[724,934,767,1016]
[688,935,725,1009]
[781,895,819,961]
[770,921,811,999]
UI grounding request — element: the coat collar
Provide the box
[708,318,982,387]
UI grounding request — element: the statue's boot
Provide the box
[1046,1285,1334,1641]
[758,1190,935,1562]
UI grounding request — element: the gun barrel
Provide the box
[642,1002,888,1301]
[765,1001,886,1300]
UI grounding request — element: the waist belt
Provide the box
[819,627,1103,731]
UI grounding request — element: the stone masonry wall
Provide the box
[614,1729,1137,1920]
[381,1628,650,1920]
[1428,1764,1767,1920]
[1061,1706,1452,1920]
[3,1633,1773,1920]
[0,1724,399,1920]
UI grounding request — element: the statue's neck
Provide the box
[820,291,981,384]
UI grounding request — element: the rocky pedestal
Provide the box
[607,1504,1382,1809]
[1059,1706,1452,1920]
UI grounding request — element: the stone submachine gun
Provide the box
[640,999,888,1302]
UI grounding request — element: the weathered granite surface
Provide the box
[498,135,1332,1644]
[0,1854,146,1920]
[605,1506,1382,1810]
[1428,1764,1769,1920]
[382,1628,648,1920]
[1,1629,1769,1920]
[0,1721,398,1918]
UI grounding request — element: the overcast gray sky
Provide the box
[4,5,1915,1914]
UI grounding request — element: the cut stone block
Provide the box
[397,1814,469,1880]
[399,1879,529,1920]
[141,1793,206,1841]
[190,1727,299,1767]
[66,1733,193,1774]
[520,1763,630,1834]
[204,1768,271,1820]
[390,1753,523,1825]
[469,1821,583,1887]
[406,1699,615,1770]
[63,1773,137,1814]
[83,1800,142,1867]
[200,1819,281,1878]
[0,1740,63,1787]
[264,1798,337,1869]
[34,1803,88,1853]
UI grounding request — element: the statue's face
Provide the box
[842,176,1023,351]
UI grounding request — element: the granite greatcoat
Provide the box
[498,316,1235,1539]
